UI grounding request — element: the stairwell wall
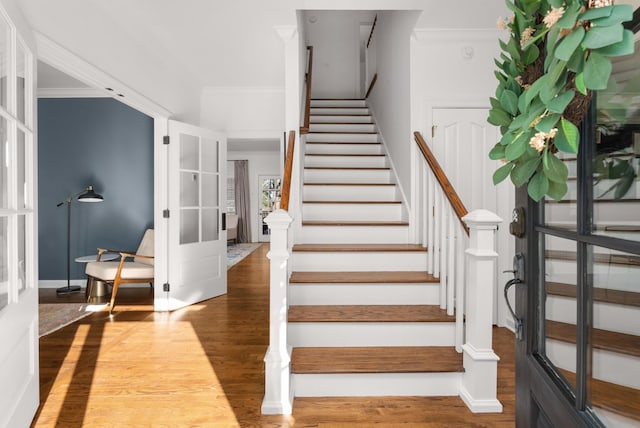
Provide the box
[367,10,420,207]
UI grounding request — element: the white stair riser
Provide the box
[291,252,427,271]
[293,372,461,397]
[311,99,367,108]
[289,322,456,347]
[303,203,403,222]
[565,179,640,200]
[546,201,640,224]
[546,339,640,389]
[311,115,372,124]
[298,225,409,244]
[546,295,640,336]
[306,133,379,143]
[305,143,383,155]
[546,259,639,293]
[597,408,640,428]
[305,155,387,168]
[309,123,376,133]
[311,107,369,115]
[304,185,398,201]
[289,283,439,305]
[304,169,392,183]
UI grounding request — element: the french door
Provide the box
[258,175,281,242]
[0,4,38,427]
[515,12,640,426]
[165,120,227,310]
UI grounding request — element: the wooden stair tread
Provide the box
[306,153,385,157]
[546,320,640,357]
[290,271,437,284]
[303,221,409,226]
[303,200,401,204]
[291,347,463,374]
[312,98,365,101]
[546,250,640,267]
[305,166,390,170]
[546,282,640,308]
[310,113,371,116]
[308,131,378,134]
[288,305,453,323]
[304,182,395,186]
[559,369,640,421]
[292,244,427,252]
[306,142,381,145]
[309,122,373,125]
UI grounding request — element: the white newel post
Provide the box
[261,209,293,414]
[460,209,503,413]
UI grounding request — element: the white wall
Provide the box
[227,151,281,243]
[200,87,285,137]
[410,23,515,327]
[368,10,420,203]
[302,10,375,98]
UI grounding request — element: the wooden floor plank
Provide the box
[292,244,427,252]
[546,320,640,357]
[290,271,437,284]
[288,305,453,323]
[33,245,516,427]
[291,347,463,374]
[546,281,640,307]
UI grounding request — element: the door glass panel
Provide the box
[588,245,640,424]
[180,133,199,170]
[259,176,281,239]
[543,235,577,389]
[201,139,218,173]
[201,174,218,207]
[0,116,7,209]
[201,208,218,242]
[0,14,8,111]
[16,41,26,124]
[0,216,7,310]
[17,129,25,209]
[593,38,640,241]
[180,208,199,244]
[180,172,199,207]
[17,215,25,293]
[545,154,577,230]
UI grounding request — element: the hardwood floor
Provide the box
[33,244,516,427]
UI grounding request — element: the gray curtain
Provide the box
[234,160,251,243]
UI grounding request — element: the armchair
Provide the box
[85,229,154,314]
[227,213,238,244]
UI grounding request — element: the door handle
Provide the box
[504,253,525,341]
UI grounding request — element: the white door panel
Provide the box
[0,4,39,426]
[166,120,227,311]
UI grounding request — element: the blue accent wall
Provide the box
[38,98,154,281]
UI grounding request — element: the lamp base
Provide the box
[56,285,82,295]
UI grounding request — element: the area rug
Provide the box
[227,243,262,268]
[39,303,105,337]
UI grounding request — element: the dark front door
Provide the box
[513,8,640,427]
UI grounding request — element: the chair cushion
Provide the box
[135,229,154,265]
[86,261,154,280]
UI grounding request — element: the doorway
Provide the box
[259,175,281,242]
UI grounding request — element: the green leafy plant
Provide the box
[488,0,635,201]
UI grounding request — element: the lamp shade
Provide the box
[78,185,104,203]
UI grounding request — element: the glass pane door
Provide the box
[259,175,281,242]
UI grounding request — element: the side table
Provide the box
[75,253,119,301]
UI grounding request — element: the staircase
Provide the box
[288,98,463,398]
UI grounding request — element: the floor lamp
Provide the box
[56,185,104,294]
